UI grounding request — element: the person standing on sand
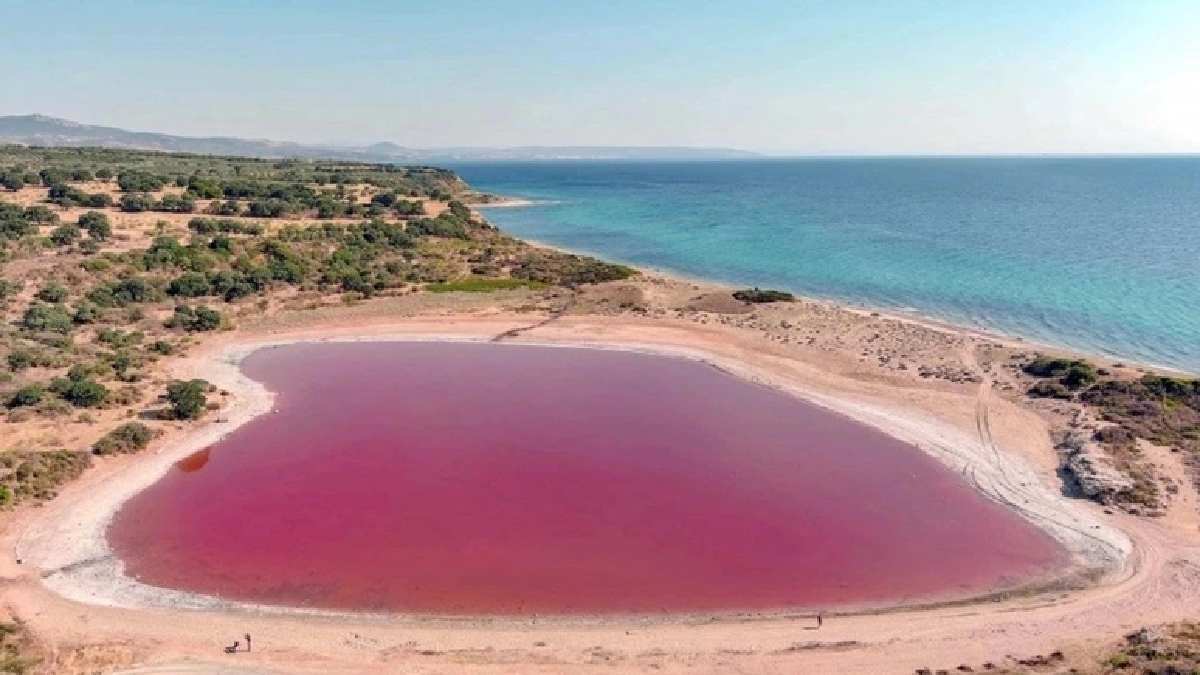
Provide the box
[245,634,252,652]
[817,612,823,629]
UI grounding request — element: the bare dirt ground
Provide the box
[5,276,1200,674]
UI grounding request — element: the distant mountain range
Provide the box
[0,115,760,162]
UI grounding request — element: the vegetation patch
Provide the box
[166,379,210,420]
[1083,375,1200,455]
[1102,623,1200,673]
[1022,353,1200,512]
[427,277,546,293]
[510,253,635,286]
[1023,356,1098,391]
[0,620,38,674]
[165,305,224,332]
[733,287,796,304]
[92,422,159,456]
[0,450,92,507]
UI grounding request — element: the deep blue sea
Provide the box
[447,158,1200,374]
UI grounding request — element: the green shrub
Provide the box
[72,301,100,324]
[205,199,242,216]
[47,183,88,206]
[117,171,166,192]
[0,170,23,191]
[447,200,472,220]
[166,379,208,420]
[21,303,74,333]
[149,340,174,355]
[156,194,195,213]
[35,283,68,303]
[83,193,112,207]
[6,351,35,371]
[371,192,397,207]
[97,328,143,348]
[119,193,154,212]
[167,272,212,298]
[408,214,469,239]
[394,199,424,216]
[246,199,292,218]
[186,176,223,199]
[24,205,58,224]
[1023,356,1097,390]
[78,211,112,241]
[1023,356,1077,378]
[732,288,796,303]
[49,224,81,246]
[165,305,223,332]
[88,277,160,307]
[1062,363,1098,390]
[51,372,108,408]
[1028,381,1072,399]
[208,270,261,301]
[0,203,37,241]
[1139,375,1200,399]
[7,384,44,408]
[187,217,263,236]
[93,422,158,455]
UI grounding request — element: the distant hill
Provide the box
[0,115,760,162]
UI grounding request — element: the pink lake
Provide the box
[108,342,1064,614]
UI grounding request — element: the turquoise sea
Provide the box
[448,159,1200,374]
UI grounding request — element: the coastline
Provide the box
[479,198,1196,378]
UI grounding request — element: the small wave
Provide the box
[474,198,560,208]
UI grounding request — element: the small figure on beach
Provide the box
[224,640,240,654]
[817,612,823,629]
[245,633,252,652]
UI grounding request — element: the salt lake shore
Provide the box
[8,271,1200,674]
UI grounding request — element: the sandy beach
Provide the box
[7,278,1200,673]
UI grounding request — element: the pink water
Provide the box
[108,342,1064,614]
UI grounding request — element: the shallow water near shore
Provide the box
[453,158,1200,374]
[108,341,1063,614]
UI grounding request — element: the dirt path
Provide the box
[491,290,576,342]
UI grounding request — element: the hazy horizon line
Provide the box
[7,113,1200,161]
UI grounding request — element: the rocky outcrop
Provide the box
[1061,435,1135,503]
[1058,428,1166,515]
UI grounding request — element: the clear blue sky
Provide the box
[4,0,1199,154]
